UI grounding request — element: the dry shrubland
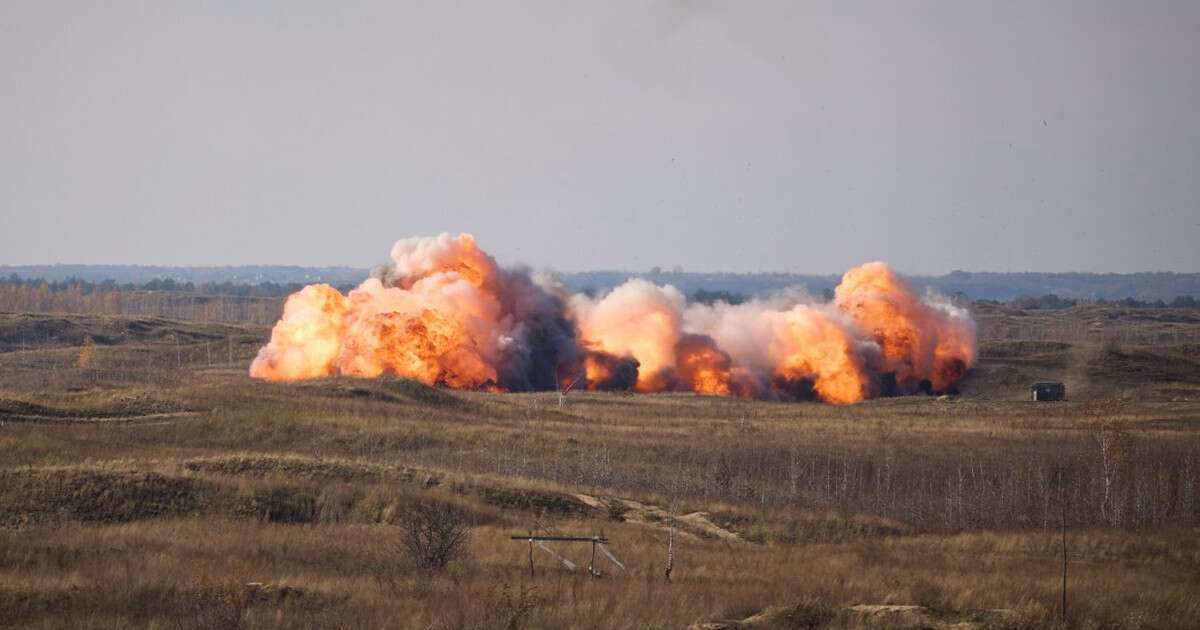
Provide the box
[1,312,1198,628]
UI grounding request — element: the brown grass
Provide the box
[1,312,1199,628]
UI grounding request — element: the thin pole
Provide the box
[1061,493,1068,626]
[665,502,675,581]
[528,530,535,578]
[590,539,596,576]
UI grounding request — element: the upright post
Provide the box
[665,502,675,581]
[1061,493,1068,626]
[528,530,535,578]
[589,539,597,576]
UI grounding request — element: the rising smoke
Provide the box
[250,233,977,403]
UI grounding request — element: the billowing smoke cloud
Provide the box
[678,299,874,403]
[835,262,976,394]
[251,233,977,403]
[568,279,685,391]
[251,233,589,391]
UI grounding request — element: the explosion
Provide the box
[250,233,977,403]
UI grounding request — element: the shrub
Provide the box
[401,500,471,571]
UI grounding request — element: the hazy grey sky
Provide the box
[2,1,1198,274]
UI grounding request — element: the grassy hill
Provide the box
[0,313,1198,628]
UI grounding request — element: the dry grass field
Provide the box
[1,311,1198,629]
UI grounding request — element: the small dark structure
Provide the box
[1031,382,1066,401]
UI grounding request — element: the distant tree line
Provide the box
[2,274,1197,327]
[0,275,325,324]
[1,274,356,297]
[563,269,1200,302]
[688,289,747,305]
[685,289,1199,310]
[977,293,1200,310]
[0,263,368,286]
[4,265,1198,301]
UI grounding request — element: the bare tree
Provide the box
[402,501,471,571]
[1092,399,1131,526]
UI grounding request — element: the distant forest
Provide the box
[560,269,1200,303]
[1,264,1198,303]
[0,264,366,286]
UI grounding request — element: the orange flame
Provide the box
[673,334,733,396]
[770,305,872,404]
[583,350,639,391]
[569,279,684,391]
[835,262,977,393]
[251,235,976,403]
[249,283,348,381]
[252,234,511,388]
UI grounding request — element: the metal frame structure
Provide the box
[509,533,624,577]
